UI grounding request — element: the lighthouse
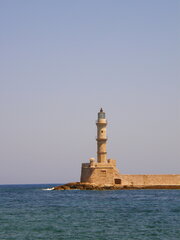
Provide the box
[80,108,119,185]
[81,108,120,185]
[96,108,107,163]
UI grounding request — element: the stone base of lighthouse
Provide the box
[80,159,180,187]
[80,159,122,186]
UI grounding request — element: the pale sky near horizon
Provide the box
[0,0,179,184]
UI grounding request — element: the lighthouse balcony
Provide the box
[96,120,107,125]
[96,137,107,141]
[97,151,107,154]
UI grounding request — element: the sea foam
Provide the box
[42,187,54,191]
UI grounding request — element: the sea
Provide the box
[0,184,179,240]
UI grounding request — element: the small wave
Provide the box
[42,187,55,191]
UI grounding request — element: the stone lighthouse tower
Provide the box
[96,108,107,163]
[80,108,120,185]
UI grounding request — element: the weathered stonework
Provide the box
[81,160,120,185]
[80,109,180,187]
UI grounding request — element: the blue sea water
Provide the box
[0,185,179,240]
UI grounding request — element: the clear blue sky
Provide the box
[0,0,179,184]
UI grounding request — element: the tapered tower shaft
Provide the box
[96,108,107,163]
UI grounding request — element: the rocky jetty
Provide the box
[53,182,180,190]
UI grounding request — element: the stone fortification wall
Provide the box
[120,174,180,186]
[81,163,180,186]
[80,163,94,183]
